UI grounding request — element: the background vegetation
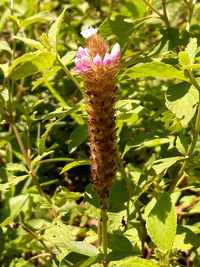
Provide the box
[0,0,200,266]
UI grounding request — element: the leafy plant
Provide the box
[0,0,200,266]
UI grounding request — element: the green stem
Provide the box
[16,222,59,266]
[186,0,196,31]
[7,116,56,217]
[57,56,85,97]
[161,0,171,28]
[142,0,163,17]
[142,0,171,28]
[101,208,108,266]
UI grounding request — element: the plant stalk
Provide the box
[101,207,108,266]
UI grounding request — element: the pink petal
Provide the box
[76,46,89,58]
[93,54,102,66]
[110,43,120,61]
[103,53,112,66]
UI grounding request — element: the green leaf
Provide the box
[119,62,189,82]
[111,257,159,267]
[84,184,100,218]
[60,160,90,174]
[6,163,28,173]
[11,51,56,80]
[37,107,74,120]
[173,225,200,251]
[165,82,199,127]
[32,66,61,90]
[152,156,184,175]
[116,99,145,124]
[57,241,100,257]
[53,186,83,207]
[0,40,12,53]
[61,51,77,65]
[9,195,29,218]
[43,221,78,244]
[14,36,45,51]
[38,118,61,155]
[48,8,67,52]
[146,192,177,253]
[68,125,88,154]
[123,133,169,158]
[0,167,29,191]
[31,151,54,169]
[21,12,56,27]
[8,52,37,75]
[0,216,14,227]
[185,38,197,65]
[99,15,151,47]
[178,51,190,66]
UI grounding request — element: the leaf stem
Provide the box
[142,0,163,17]
[57,56,85,97]
[15,222,59,266]
[161,0,171,28]
[142,0,171,28]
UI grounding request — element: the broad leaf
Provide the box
[173,225,200,251]
[152,156,184,175]
[178,51,190,66]
[14,36,45,51]
[119,62,189,82]
[185,38,197,65]
[60,160,90,174]
[9,195,29,218]
[57,241,100,257]
[8,52,38,75]
[165,82,199,127]
[146,192,177,253]
[68,125,88,154]
[0,40,11,53]
[11,52,56,80]
[99,15,152,47]
[21,12,56,27]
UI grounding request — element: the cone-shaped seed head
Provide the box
[74,28,120,207]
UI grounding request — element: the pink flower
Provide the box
[74,38,120,72]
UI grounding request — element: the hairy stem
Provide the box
[101,208,108,266]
